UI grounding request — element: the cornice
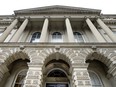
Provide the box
[0,21,11,25]
[103,19,116,24]
[0,43,116,48]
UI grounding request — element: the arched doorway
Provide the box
[43,59,70,87]
[86,60,115,87]
[0,59,29,87]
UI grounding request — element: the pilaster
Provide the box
[24,63,43,87]
[71,64,92,87]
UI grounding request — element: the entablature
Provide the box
[0,43,116,48]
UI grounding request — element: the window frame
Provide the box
[13,69,27,87]
[51,32,63,42]
[30,32,41,43]
[89,70,103,87]
[73,32,84,42]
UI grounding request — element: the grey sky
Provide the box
[0,0,116,15]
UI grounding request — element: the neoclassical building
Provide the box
[0,5,116,87]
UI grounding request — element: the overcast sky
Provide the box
[0,0,116,15]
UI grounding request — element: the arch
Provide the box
[1,59,29,87]
[77,48,116,69]
[4,51,30,67]
[86,52,113,68]
[44,52,71,67]
[87,59,114,87]
[43,51,71,87]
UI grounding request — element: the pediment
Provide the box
[14,5,101,15]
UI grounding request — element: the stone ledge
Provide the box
[0,42,116,48]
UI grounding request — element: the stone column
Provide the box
[86,18,106,42]
[72,64,92,87]
[0,19,18,42]
[24,63,43,87]
[65,18,75,42]
[97,18,116,42]
[39,18,49,42]
[10,19,28,42]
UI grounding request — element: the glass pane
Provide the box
[89,71,103,87]
[14,71,27,87]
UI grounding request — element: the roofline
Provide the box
[14,5,101,14]
[14,5,101,12]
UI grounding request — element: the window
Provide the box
[31,32,41,43]
[113,31,116,35]
[89,71,103,87]
[14,70,27,87]
[52,32,62,42]
[0,31,3,36]
[73,32,84,42]
[48,69,66,77]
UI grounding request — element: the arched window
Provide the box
[31,32,41,43]
[48,69,67,77]
[73,32,84,42]
[14,70,27,87]
[89,71,103,87]
[52,32,62,42]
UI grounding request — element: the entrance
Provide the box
[46,83,68,87]
[44,59,70,87]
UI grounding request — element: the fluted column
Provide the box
[10,19,28,42]
[65,18,75,42]
[86,18,106,42]
[39,18,49,42]
[0,19,18,42]
[97,18,116,42]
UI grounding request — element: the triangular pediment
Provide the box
[14,5,101,15]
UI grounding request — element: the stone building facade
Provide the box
[0,5,116,87]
